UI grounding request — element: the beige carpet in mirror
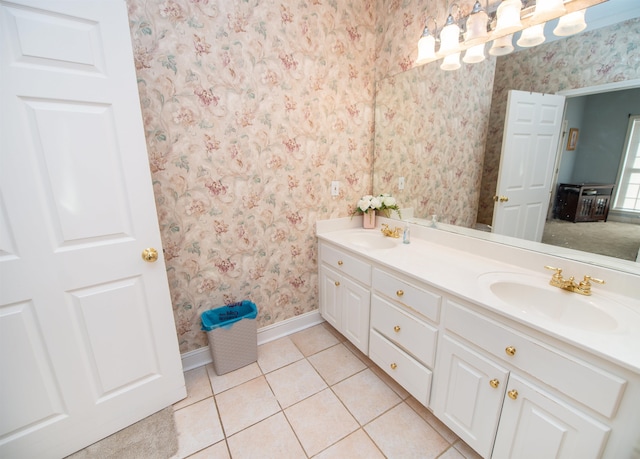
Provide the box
[542,220,640,262]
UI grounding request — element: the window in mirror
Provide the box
[614,115,640,212]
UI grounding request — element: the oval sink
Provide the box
[345,232,399,250]
[478,272,622,332]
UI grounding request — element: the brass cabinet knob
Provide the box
[335,281,340,286]
[393,325,401,333]
[337,260,344,266]
[505,346,516,356]
[390,363,397,370]
[489,379,500,389]
[396,290,404,297]
[508,389,518,400]
[141,247,158,262]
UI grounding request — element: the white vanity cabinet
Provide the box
[434,299,624,459]
[318,242,371,353]
[368,268,441,407]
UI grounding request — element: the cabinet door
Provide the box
[493,374,610,459]
[319,265,341,330]
[433,336,509,458]
[341,276,371,354]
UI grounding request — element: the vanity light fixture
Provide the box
[415,0,598,71]
[553,9,587,36]
[416,17,438,63]
[489,33,515,56]
[465,0,489,46]
[517,23,546,47]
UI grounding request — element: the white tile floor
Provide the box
[172,323,482,459]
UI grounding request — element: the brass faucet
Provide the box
[544,266,605,296]
[381,223,402,238]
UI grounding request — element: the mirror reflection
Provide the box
[373,2,640,273]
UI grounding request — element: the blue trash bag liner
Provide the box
[201,300,258,331]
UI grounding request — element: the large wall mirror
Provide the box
[373,0,640,274]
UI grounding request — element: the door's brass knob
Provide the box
[505,346,516,356]
[489,379,500,389]
[335,281,340,286]
[337,260,344,266]
[142,247,158,262]
[396,290,404,297]
[508,389,518,400]
[394,325,401,333]
[499,196,509,202]
[390,363,397,370]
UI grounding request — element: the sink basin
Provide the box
[478,272,622,332]
[345,232,399,250]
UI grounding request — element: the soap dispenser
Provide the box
[403,221,410,244]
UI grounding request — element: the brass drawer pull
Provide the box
[337,260,343,266]
[393,325,401,333]
[489,379,500,389]
[390,363,397,370]
[396,290,404,297]
[505,346,516,356]
[508,389,518,400]
[335,281,340,286]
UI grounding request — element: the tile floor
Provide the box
[171,323,482,459]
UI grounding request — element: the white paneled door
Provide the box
[492,90,565,242]
[0,1,186,458]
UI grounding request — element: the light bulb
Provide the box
[517,24,546,48]
[533,0,566,22]
[463,43,486,63]
[440,52,461,71]
[554,10,587,37]
[439,15,461,55]
[465,1,489,46]
[494,0,522,35]
[417,30,437,63]
[489,34,514,56]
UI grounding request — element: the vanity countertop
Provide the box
[317,217,640,374]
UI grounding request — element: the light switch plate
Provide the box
[331,181,339,196]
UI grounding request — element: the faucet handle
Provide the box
[581,275,605,286]
[544,265,563,278]
[578,275,605,295]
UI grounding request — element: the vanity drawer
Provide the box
[320,243,371,286]
[371,295,438,368]
[369,330,432,407]
[444,300,626,418]
[373,268,441,323]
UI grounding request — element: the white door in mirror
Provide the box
[492,90,565,242]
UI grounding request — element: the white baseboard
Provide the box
[181,310,324,372]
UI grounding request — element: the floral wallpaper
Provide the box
[124,0,638,355]
[126,0,377,352]
[373,58,496,226]
[477,18,640,225]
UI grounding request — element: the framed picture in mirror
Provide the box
[567,128,579,150]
